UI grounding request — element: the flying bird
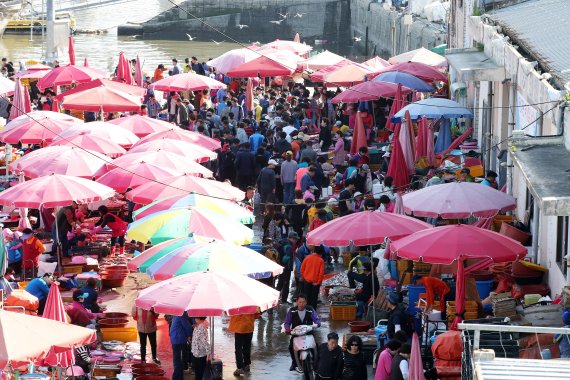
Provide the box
[237,24,248,29]
[294,12,306,18]
[278,12,288,18]
[186,33,196,40]
[269,19,284,25]
[212,39,223,45]
[353,36,362,42]
[130,35,140,39]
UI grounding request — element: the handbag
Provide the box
[202,360,222,380]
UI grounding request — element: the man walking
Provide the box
[234,142,256,190]
[256,159,278,204]
[281,151,297,205]
[300,247,325,309]
[229,312,258,377]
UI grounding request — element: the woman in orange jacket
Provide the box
[228,311,259,376]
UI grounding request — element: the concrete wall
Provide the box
[350,0,446,58]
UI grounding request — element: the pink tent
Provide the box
[298,50,346,71]
[56,78,145,100]
[55,121,139,148]
[135,55,143,87]
[68,36,76,65]
[389,47,447,69]
[0,111,79,144]
[245,78,254,113]
[259,39,312,56]
[42,283,74,367]
[350,111,367,155]
[386,123,410,190]
[9,78,31,120]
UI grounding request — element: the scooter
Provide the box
[291,324,318,380]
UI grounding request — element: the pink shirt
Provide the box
[374,349,394,380]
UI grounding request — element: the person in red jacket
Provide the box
[413,275,450,312]
[300,246,325,309]
[95,206,128,256]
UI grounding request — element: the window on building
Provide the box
[557,216,569,275]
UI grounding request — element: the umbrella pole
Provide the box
[370,246,376,327]
[210,316,215,359]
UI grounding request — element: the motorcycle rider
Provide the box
[284,293,322,372]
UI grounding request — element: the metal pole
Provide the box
[42,0,45,39]
[29,2,34,42]
[369,246,376,327]
[46,0,56,62]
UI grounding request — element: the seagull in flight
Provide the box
[294,12,305,18]
[237,24,248,29]
[130,34,140,39]
[269,19,284,25]
[353,36,362,42]
[186,33,196,40]
[278,12,288,18]
[212,39,223,45]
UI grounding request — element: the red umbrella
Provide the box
[149,73,226,92]
[400,111,416,174]
[385,84,405,131]
[386,123,410,189]
[37,65,107,91]
[56,78,146,100]
[68,36,76,66]
[426,120,435,167]
[391,224,527,328]
[55,121,139,148]
[96,162,183,192]
[14,66,51,80]
[415,116,428,161]
[323,63,374,86]
[115,51,133,85]
[49,133,126,158]
[331,81,411,104]
[306,210,432,246]
[226,56,295,78]
[61,86,142,112]
[128,138,216,163]
[107,115,179,138]
[350,111,367,155]
[9,78,30,120]
[0,111,79,144]
[409,333,425,380]
[402,182,516,219]
[310,60,354,82]
[135,55,143,87]
[380,61,447,82]
[245,78,254,114]
[126,173,244,204]
[42,283,74,367]
[134,128,221,151]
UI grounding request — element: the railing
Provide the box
[28,0,141,15]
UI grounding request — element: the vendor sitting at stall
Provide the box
[81,277,101,313]
[67,289,103,327]
[20,228,46,280]
[348,249,370,278]
[412,275,450,312]
[25,273,54,314]
[347,262,380,319]
[95,206,128,256]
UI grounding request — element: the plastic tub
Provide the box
[100,327,138,342]
[348,321,371,333]
[132,369,165,377]
[103,312,129,319]
[98,318,129,328]
[476,280,494,299]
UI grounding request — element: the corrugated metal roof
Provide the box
[475,357,570,379]
[489,0,570,89]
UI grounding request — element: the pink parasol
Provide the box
[385,83,405,131]
[298,50,346,71]
[206,48,261,75]
[379,61,447,82]
[306,210,432,246]
[68,36,76,65]
[17,173,32,231]
[133,128,220,151]
[415,116,427,161]
[0,173,115,208]
[126,173,244,204]
[0,111,79,144]
[56,78,145,100]
[310,59,355,82]
[61,86,142,112]
[11,146,109,179]
[135,271,279,316]
[259,39,312,56]
[0,309,96,369]
[54,121,139,148]
[9,78,31,120]
[128,138,217,163]
[391,224,526,329]
[331,81,412,104]
[402,182,516,219]
[245,78,254,114]
[49,133,127,158]
[37,65,107,91]
[386,122,410,189]
[96,162,183,192]
[107,115,178,138]
[362,56,391,70]
[400,111,415,174]
[322,63,374,86]
[14,66,50,80]
[409,333,425,380]
[115,51,133,85]
[97,150,213,178]
[226,55,295,78]
[150,72,226,92]
[0,76,15,96]
[350,111,367,155]
[135,55,143,87]
[388,47,447,69]
[42,283,74,367]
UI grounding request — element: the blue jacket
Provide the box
[249,133,265,152]
[170,315,194,345]
[26,278,50,301]
[234,148,256,177]
[81,286,98,311]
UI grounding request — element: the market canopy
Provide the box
[372,72,435,92]
[37,64,108,91]
[379,61,448,82]
[128,138,216,163]
[389,47,448,69]
[306,210,432,246]
[298,50,346,71]
[95,162,184,192]
[207,48,262,74]
[48,133,127,158]
[0,310,96,369]
[226,56,296,78]
[310,59,355,83]
[107,115,180,138]
[61,86,143,112]
[391,98,473,122]
[54,121,140,148]
[362,56,391,71]
[56,78,145,100]
[0,111,80,144]
[134,128,220,151]
[402,181,516,218]
[258,39,313,56]
[331,81,412,104]
[322,62,374,86]
[149,73,226,92]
